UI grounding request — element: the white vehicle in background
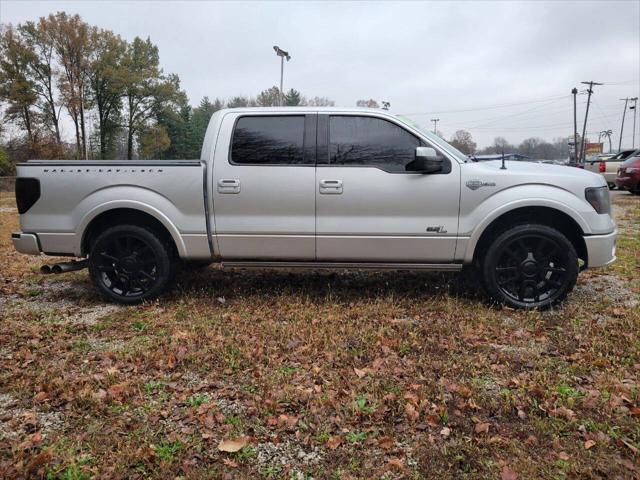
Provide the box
[12,107,616,309]
[585,149,638,189]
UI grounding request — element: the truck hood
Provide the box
[461,160,606,198]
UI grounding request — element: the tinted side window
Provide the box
[329,116,420,171]
[231,116,305,165]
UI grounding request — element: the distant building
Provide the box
[472,153,531,161]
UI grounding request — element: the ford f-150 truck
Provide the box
[12,107,617,309]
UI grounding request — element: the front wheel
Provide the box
[481,224,578,310]
[88,224,176,304]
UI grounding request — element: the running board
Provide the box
[220,261,463,271]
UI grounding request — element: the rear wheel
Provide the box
[88,224,176,304]
[481,224,578,309]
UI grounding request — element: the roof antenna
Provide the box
[500,149,507,170]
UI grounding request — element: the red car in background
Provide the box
[615,152,640,194]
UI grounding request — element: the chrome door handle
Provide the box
[217,178,240,194]
[319,179,343,194]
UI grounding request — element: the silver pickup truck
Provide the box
[12,107,616,309]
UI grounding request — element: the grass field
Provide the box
[0,193,638,479]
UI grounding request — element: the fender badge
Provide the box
[466,180,496,190]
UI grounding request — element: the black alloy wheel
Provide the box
[482,224,579,309]
[89,224,175,304]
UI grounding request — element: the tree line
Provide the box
[0,12,336,173]
[0,12,570,175]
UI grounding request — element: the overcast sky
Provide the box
[1,0,639,148]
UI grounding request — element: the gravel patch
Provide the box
[1,279,121,325]
[0,393,64,441]
[571,274,638,308]
[254,439,324,472]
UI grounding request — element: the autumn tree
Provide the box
[306,96,334,107]
[138,123,170,159]
[19,19,62,144]
[356,99,379,108]
[47,12,94,159]
[257,86,280,107]
[122,37,183,159]
[0,25,38,142]
[88,28,127,158]
[449,129,476,155]
[227,96,250,108]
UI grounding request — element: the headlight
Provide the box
[627,167,639,173]
[585,186,610,214]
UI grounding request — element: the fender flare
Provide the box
[76,200,187,257]
[462,197,590,263]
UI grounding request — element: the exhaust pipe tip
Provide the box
[40,264,53,274]
[51,264,63,274]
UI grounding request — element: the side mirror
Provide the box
[406,147,443,173]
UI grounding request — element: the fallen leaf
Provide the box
[501,465,518,480]
[584,439,596,449]
[33,391,47,402]
[278,414,298,429]
[354,367,367,378]
[405,402,419,421]
[378,436,394,450]
[222,458,238,468]
[475,422,490,434]
[550,406,575,420]
[218,436,249,453]
[326,435,343,450]
[440,427,450,437]
[557,452,570,461]
[31,431,42,445]
[387,458,406,470]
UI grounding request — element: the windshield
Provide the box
[395,115,469,163]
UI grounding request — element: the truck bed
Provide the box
[15,159,211,258]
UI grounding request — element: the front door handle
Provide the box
[319,179,343,194]
[217,178,240,194]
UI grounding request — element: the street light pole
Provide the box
[273,46,291,106]
[572,88,578,163]
[619,97,630,151]
[430,118,440,135]
[630,97,638,148]
[579,81,603,163]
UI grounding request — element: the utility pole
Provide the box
[273,46,291,106]
[572,88,578,162]
[630,97,638,148]
[601,130,613,153]
[430,118,440,135]
[580,81,603,163]
[619,97,630,151]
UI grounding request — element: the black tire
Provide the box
[481,224,578,310]
[88,224,176,304]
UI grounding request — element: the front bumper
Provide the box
[11,232,41,255]
[584,229,617,268]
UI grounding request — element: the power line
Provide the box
[579,81,603,162]
[400,94,570,115]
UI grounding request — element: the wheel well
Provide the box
[82,208,177,256]
[473,207,588,265]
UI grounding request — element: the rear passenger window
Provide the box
[329,116,422,172]
[231,116,306,165]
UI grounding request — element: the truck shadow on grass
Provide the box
[171,268,486,306]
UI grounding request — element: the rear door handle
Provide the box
[217,178,240,194]
[319,179,343,194]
